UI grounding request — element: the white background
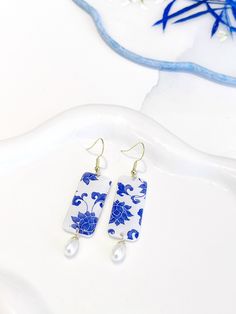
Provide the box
[0,1,236,314]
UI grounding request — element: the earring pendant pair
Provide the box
[62,138,147,263]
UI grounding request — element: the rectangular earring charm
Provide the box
[63,172,112,237]
[108,176,147,241]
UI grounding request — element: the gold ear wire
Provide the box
[86,138,104,175]
[121,142,145,178]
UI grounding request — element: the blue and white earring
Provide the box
[108,142,147,263]
[63,138,112,258]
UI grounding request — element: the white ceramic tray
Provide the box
[0,105,236,314]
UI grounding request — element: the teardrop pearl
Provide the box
[111,241,126,263]
[64,236,79,258]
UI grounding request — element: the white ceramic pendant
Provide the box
[108,176,147,242]
[63,172,112,238]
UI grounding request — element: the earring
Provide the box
[108,142,147,263]
[63,138,112,258]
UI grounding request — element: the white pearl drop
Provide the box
[111,241,126,263]
[64,236,79,258]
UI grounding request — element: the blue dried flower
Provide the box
[153,0,236,37]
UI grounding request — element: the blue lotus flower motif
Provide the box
[81,172,98,185]
[109,200,133,226]
[153,0,236,37]
[71,211,98,235]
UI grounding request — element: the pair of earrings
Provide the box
[62,138,147,263]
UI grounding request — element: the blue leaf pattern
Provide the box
[91,192,107,208]
[130,180,147,204]
[81,172,98,185]
[131,195,141,204]
[139,180,147,195]
[153,0,236,37]
[116,180,147,205]
[137,208,143,226]
[117,182,134,196]
[72,193,88,206]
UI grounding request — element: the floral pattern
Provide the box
[72,192,88,208]
[91,192,107,209]
[70,191,108,234]
[153,0,236,37]
[71,211,98,235]
[63,172,111,237]
[127,229,139,240]
[117,179,147,205]
[81,172,98,185]
[139,180,147,195]
[117,182,134,196]
[109,200,133,226]
[137,208,143,225]
[108,176,147,242]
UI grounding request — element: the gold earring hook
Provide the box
[121,142,145,178]
[86,138,104,175]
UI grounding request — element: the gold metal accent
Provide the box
[86,138,105,175]
[121,142,145,178]
[72,234,79,240]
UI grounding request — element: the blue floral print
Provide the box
[72,193,88,209]
[81,172,98,185]
[117,180,147,205]
[70,191,108,234]
[117,182,134,197]
[109,200,133,226]
[70,183,108,235]
[71,211,98,235]
[139,180,147,195]
[137,208,143,225]
[91,192,107,209]
[108,176,147,242]
[64,172,111,238]
[127,229,139,240]
[131,180,147,204]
